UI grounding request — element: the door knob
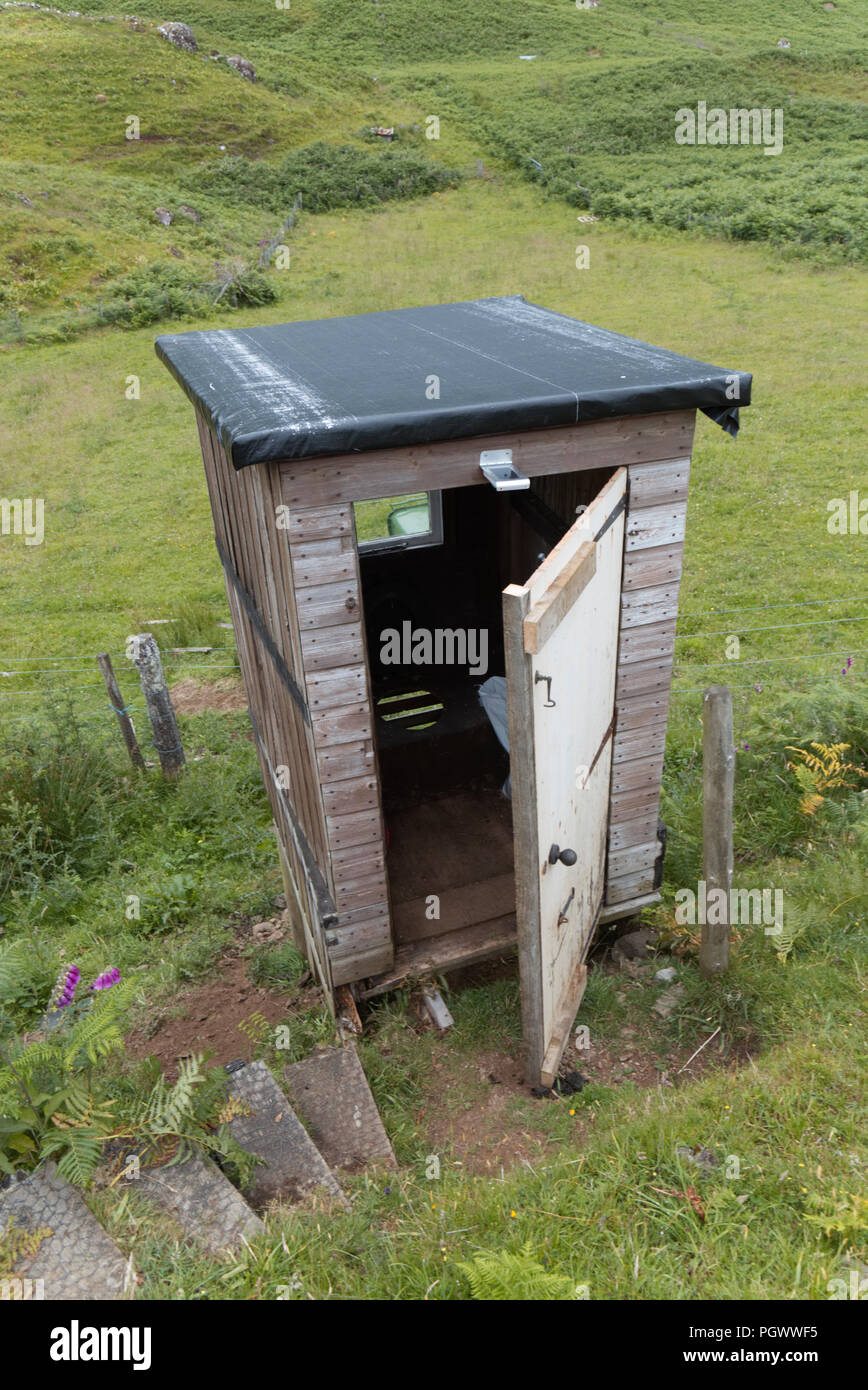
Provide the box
[549,844,578,866]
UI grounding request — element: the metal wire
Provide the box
[676,614,868,640]
[675,650,865,669]
[678,595,868,618]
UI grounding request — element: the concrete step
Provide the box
[226,1060,349,1210]
[285,1044,396,1173]
[0,1163,127,1301]
[128,1150,264,1254]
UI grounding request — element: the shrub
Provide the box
[194,142,460,215]
[0,702,121,904]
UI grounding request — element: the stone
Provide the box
[154,207,173,225]
[0,1164,127,1300]
[157,21,197,52]
[176,203,201,222]
[129,1150,263,1253]
[285,1045,395,1172]
[652,984,685,1019]
[251,918,281,942]
[226,54,255,81]
[226,1060,348,1209]
[612,926,655,961]
[654,966,678,984]
[676,1145,718,1170]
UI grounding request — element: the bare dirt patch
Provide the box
[124,949,319,1076]
[410,964,757,1175]
[170,677,247,715]
[422,1047,552,1175]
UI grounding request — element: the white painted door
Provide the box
[503,468,626,1086]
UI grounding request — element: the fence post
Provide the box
[127,633,185,776]
[97,652,145,769]
[700,684,734,977]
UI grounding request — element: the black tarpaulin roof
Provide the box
[155,295,751,471]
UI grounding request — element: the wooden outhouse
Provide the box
[157,295,750,1085]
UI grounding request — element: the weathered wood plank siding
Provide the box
[287,502,393,985]
[604,439,694,909]
[195,420,337,998]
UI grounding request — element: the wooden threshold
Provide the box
[599,891,661,923]
[358,914,517,998]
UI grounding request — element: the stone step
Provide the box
[0,1163,127,1301]
[226,1060,349,1210]
[285,1044,396,1173]
[127,1150,264,1254]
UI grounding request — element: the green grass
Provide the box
[2,0,865,332]
[1,177,865,677]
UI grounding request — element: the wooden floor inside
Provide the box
[364,789,517,992]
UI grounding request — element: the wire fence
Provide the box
[1,579,865,737]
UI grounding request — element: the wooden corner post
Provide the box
[127,633,186,777]
[700,684,734,977]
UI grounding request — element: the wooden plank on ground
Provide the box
[599,892,661,923]
[359,915,518,996]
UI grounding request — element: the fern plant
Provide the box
[0,1217,53,1280]
[121,1055,260,1190]
[785,742,868,816]
[804,1189,868,1242]
[0,974,131,1185]
[458,1241,578,1301]
[0,952,260,1189]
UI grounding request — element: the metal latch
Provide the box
[557,887,576,926]
[480,449,530,491]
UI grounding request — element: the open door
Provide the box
[503,467,626,1086]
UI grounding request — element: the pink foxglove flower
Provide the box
[89,968,121,992]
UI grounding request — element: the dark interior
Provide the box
[357,469,613,968]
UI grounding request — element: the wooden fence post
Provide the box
[97,652,145,769]
[700,684,734,977]
[127,633,185,776]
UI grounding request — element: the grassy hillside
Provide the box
[1,0,865,333]
[1,178,864,676]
